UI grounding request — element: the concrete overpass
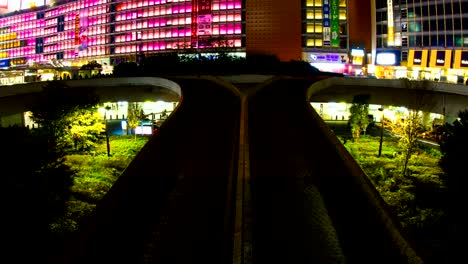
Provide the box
[308,77,468,118]
[0,77,181,126]
[3,76,459,263]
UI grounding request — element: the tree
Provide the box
[64,108,105,151]
[29,81,100,152]
[127,102,142,141]
[386,79,435,176]
[348,94,370,142]
[387,109,425,176]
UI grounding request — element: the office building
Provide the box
[0,0,244,84]
[373,0,468,83]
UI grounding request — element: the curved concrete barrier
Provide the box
[307,77,468,117]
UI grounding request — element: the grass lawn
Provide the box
[50,135,150,233]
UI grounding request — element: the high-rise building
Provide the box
[373,0,468,83]
[302,0,354,74]
[0,0,244,84]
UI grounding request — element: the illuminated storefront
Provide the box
[451,50,468,84]
[0,0,244,81]
[304,52,348,73]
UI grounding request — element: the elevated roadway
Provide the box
[308,77,468,118]
[58,76,423,264]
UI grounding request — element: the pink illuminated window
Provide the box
[227,24,234,34]
[235,24,241,34]
[220,24,227,35]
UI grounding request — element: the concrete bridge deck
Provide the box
[57,76,423,264]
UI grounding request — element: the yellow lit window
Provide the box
[306,0,313,7]
[307,38,315,46]
[339,10,347,20]
[314,0,322,7]
[314,10,322,19]
[339,0,346,7]
[307,23,314,33]
[315,38,323,46]
[315,22,323,33]
[306,11,314,19]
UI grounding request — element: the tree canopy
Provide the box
[28,81,101,152]
[348,94,370,141]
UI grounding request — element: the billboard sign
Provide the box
[387,0,395,46]
[322,0,331,46]
[0,59,9,68]
[330,0,339,47]
[75,10,88,55]
[197,0,212,48]
[375,50,401,66]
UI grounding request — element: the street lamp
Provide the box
[378,107,384,157]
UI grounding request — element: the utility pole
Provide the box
[378,107,384,157]
[104,107,111,157]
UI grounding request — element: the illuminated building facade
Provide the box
[0,0,244,84]
[374,0,468,83]
[302,0,352,74]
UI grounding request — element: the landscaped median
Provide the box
[50,135,149,233]
[340,135,448,262]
